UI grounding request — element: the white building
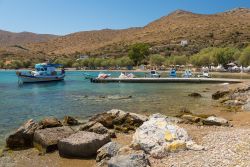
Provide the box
[180,40,188,46]
[76,55,89,61]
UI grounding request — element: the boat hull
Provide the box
[18,74,65,83]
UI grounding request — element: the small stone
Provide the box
[63,116,79,125]
[188,93,202,97]
[39,117,62,129]
[186,141,205,151]
[181,114,201,123]
[202,116,229,126]
[108,152,149,167]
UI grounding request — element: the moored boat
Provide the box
[16,63,65,83]
[169,68,177,77]
[148,70,161,78]
[119,72,134,79]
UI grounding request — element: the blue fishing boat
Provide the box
[169,68,177,77]
[16,63,65,83]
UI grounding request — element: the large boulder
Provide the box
[33,126,74,153]
[39,117,62,129]
[90,109,148,133]
[96,142,122,166]
[202,116,230,126]
[108,152,149,167]
[6,119,39,149]
[58,131,110,158]
[132,114,203,158]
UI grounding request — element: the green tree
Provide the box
[149,54,165,66]
[9,60,23,69]
[173,55,188,65]
[128,43,150,66]
[0,61,4,68]
[53,58,74,67]
[22,60,32,68]
[239,46,250,66]
[116,57,133,67]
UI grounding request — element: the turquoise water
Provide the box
[0,70,232,146]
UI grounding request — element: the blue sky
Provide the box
[0,0,249,35]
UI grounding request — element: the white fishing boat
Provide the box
[119,72,134,79]
[97,72,111,79]
[198,71,211,78]
[149,70,161,78]
[16,63,65,83]
[183,70,192,78]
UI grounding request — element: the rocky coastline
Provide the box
[1,83,250,167]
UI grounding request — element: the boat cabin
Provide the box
[32,63,63,76]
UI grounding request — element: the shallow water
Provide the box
[0,70,244,146]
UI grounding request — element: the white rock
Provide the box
[132,113,193,158]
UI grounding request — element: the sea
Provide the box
[0,70,247,146]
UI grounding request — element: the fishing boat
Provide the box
[148,70,160,78]
[183,70,192,78]
[97,72,111,79]
[82,72,98,79]
[169,68,177,77]
[16,63,65,83]
[119,72,134,79]
[198,71,211,78]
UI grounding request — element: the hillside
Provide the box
[1,8,250,60]
[0,30,58,47]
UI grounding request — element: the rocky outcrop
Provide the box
[58,131,110,158]
[202,116,230,126]
[63,116,79,126]
[33,126,74,153]
[89,109,148,133]
[6,119,39,149]
[96,142,122,166]
[39,117,62,129]
[132,114,204,158]
[212,90,230,100]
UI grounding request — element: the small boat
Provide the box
[149,70,160,78]
[16,63,65,83]
[119,72,134,79]
[97,72,111,79]
[183,70,192,78]
[169,68,177,77]
[198,71,211,78]
[83,72,98,79]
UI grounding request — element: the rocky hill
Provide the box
[0,30,57,47]
[1,8,250,60]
